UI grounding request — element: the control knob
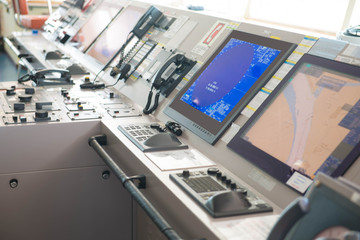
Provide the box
[18,94,32,102]
[6,88,16,96]
[226,179,232,186]
[207,168,219,175]
[35,110,49,119]
[182,170,190,178]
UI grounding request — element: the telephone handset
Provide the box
[151,54,185,89]
[132,6,163,39]
[109,6,162,79]
[18,69,72,86]
[143,53,196,115]
[34,69,70,79]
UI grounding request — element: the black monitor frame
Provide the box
[227,53,360,193]
[164,30,296,144]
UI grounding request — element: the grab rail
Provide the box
[88,134,182,240]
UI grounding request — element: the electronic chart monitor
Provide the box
[86,5,146,65]
[228,53,360,194]
[164,30,296,144]
[71,1,122,52]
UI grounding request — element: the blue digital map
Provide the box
[181,38,280,122]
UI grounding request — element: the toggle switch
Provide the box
[20,116,27,123]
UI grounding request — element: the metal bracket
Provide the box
[88,134,107,146]
[122,174,146,189]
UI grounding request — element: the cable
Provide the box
[18,73,34,83]
[106,63,131,88]
[109,32,135,77]
[91,65,108,84]
[143,86,160,115]
[83,32,136,89]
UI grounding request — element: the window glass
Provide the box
[247,0,349,33]
[142,0,358,35]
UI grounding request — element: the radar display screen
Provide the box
[165,30,296,144]
[180,38,281,123]
[228,53,360,193]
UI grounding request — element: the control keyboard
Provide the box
[170,168,273,218]
[118,123,188,152]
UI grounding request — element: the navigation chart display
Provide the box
[228,54,360,193]
[165,30,296,144]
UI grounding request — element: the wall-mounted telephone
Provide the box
[132,6,163,39]
[18,69,73,86]
[109,6,163,80]
[143,53,196,115]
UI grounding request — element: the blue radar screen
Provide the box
[181,38,280,122]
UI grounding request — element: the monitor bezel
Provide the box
[227,53,360,192]
[164,30,296,145]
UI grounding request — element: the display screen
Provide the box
[86,5,146,65]
[228,53,360,193]
[165,30,296,144]
[71,1,122,52]
[181,38,281,123]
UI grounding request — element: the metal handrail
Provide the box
[88,134,183,240]
[11,0,52,29]
[12,0,24,28]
